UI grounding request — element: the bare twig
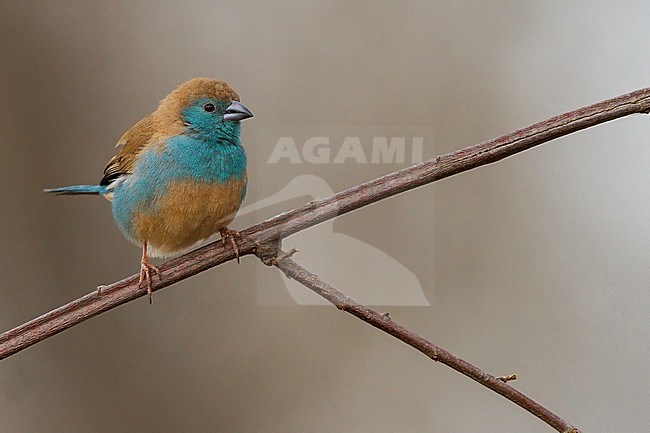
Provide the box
[498,374,518,383]
[2,87,649,430]
[265,247,578,433]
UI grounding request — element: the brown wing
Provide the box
[100,77,234,186]
[100,114,158,186]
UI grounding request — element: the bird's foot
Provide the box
[220,227,241,263]
[139,258,161,304]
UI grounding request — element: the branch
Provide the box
[263,246,579,433]
[2,86,649,428]
[3,87,649,358]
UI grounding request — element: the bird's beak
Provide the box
[224,101,254,121]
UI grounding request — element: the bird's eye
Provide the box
[203,103,216,113]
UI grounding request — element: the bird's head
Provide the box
[158,77,253,143]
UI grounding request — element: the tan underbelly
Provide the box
[133,178,245,257]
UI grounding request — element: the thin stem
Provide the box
[268,249,579,433]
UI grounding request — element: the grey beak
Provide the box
[224,101,254,121]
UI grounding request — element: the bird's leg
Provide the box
[220,227,241,263]
[138,241,161,304]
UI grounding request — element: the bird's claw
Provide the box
[139,259,161,304]
[220,227,241,263]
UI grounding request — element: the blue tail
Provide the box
[44,185,107,195]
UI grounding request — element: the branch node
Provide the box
[255,239,281,266]
[97,285,106,296]
[274,247,299,265]
[497,373,518,383]
[382,312,391,320]
[425,347,439,361]
[255,239,299,268]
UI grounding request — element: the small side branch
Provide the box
[267,248,579,433]
[498,373,518,383]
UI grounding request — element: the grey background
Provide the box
[2,1,650,432]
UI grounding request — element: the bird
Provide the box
[45,78,254,303]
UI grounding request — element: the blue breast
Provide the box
[111,135,247,243]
